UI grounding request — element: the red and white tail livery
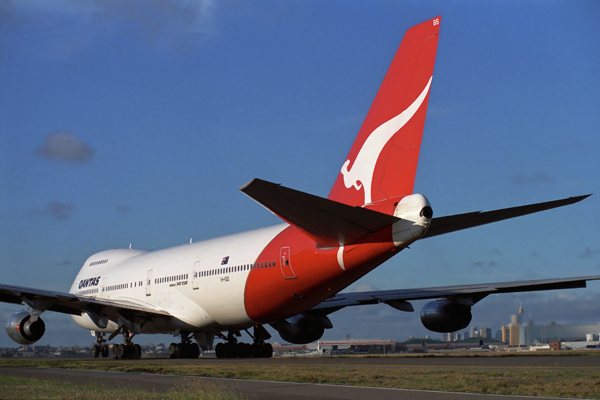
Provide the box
[1,16,595,359]
[329,16,440,207]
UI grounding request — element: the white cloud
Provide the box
[36,132,94,163]
[511,170,555,185]
[29,201,76,221]
[579,247,598,259]
[6,0,219,54]
[115,205,131,215]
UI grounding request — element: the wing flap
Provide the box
[240,178,399,247]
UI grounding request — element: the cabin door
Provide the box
[146,269,153,296]
[280,247,296,279]
[192,261,201,290]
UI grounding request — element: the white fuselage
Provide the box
[70,224,287,334]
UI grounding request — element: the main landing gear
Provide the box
[168,331,200,359]
[91,332,109,358]
[109,326,142,360]
[215,326,273,359]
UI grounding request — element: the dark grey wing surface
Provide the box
[312,276,600,314]
[0,283,170,328]
[423,195,590,238]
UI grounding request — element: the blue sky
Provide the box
[1,0,599,347]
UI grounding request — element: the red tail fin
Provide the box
[328,16,441,207]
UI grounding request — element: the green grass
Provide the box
[2,355,600,399]
[0,375,248,400]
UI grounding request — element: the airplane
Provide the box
[1,16,597,360]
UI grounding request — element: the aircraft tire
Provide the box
[168,343,177,359]
[262,343,273,358]
[101,344,109,358]
[134,344,142,359]
[189,342,200,358]
[117,344,127,359]
[223,342,236,358]
[238,343,252,358]
[215,342,224,358]
[92,344,100,358]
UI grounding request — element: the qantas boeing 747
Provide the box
[1,16,596,359]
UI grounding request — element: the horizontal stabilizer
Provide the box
[240,179,399,247]
[424,195,591,239]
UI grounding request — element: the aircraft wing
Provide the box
[312,276,600,314]
[0,283,171,325]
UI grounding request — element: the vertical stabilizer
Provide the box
[328,16,441,207]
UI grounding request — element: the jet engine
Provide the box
[6,311,46,345]
[420,300,472,333]
[271,314,332,344]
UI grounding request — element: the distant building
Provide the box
[549,341,561,351]
[470,327,478,338]
[502,325,520,346]
[480,328,492,339]
[502,326,508,344]
[499,304,600,345]
[494,329,503,341]
[521,324,600,345]
[316,339,395,354]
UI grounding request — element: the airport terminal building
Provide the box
[519,324,600,345]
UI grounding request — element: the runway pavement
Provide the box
[1,355,598,400]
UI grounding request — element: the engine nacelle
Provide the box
[271,314,330,344]
[6,311,46,345]
[420,300,472,333]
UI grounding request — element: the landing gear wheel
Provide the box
[214,328,273,359]
[92,332,108,359]
[168,343,177,359]
[238,343,251,358]
[189,342,200,358]
[168,333,201,359]
[117,344,127,359]
[175,343,185,358]
[215,342,224,359]
[134,344,142,360]
[262,343,273,358]
[92,344,100,358]
[224,342,237,358]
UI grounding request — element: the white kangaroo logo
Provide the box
[341,76,432,205]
